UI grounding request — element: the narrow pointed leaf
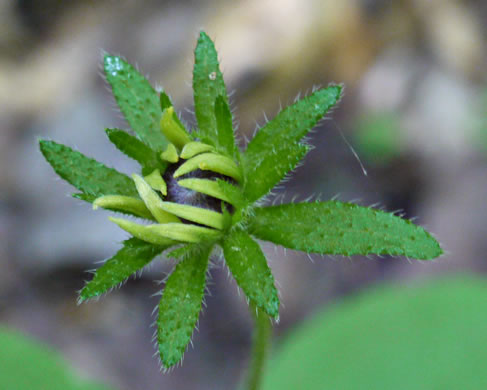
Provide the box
[158,245,211,368]
[105,128,165,175]
[39,140,137,197]
[223,230,279,317]
[193,31,231,151]
[242,86,342,202]
[215,95,237,158]
[79,238,168,301]
[104,55,168,152]
[248,202,443,260]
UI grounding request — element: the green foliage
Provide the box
[104,55,168,152]
[262,276,487,390]
[354,111,402,164]
[249,202,442,260]
[0,327,113,390]
[39,31,442,370]
[105,128,165,175]
[79,238,168,302]
[215,95,238,158]
[193,31,232,153]
[242,86,341,202]
[223,230,279,318]
[157,245,210,368]
[39,140,137,199]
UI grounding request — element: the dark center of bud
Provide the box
[163,161,234,213]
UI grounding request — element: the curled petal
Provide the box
[160,143,179,163]
[173,153,243,182]
[160,106,192,149]
[110,217,221,244]
[159,201,225,230]
[180,141,215,159]
[132,174,180,223]
[177,178,238,205]
[93,195,154,220]
[143,169,167,196]
[109,217,177,246]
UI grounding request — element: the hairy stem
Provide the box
[246,304,272,390]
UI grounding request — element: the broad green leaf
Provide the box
[193,31,230,151]
[157,245,211,368]
[248,201,442,260]
[80,238,167,301]
[39,140,137,198]
[105,128,165,175]
[215,95,237,158]
[263,276,487,390]
[223,230,279,317]
[104,55,167,152]
[242,86,342,202]
[0,327,113,390]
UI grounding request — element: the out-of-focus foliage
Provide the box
[354,112,402,165]
[0,327,113,390]
[263,276,487,390]
[473,88,487,154]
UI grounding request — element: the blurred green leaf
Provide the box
[39,140,137,198]
[0,327,113,390]
[249,201,442,260]
[263,276,487,390]
[354,112,401,164]
[223,230,279,317]
[104,55,167,152]
[471,88,487,154]
[242,86,342,202]
[80,238,168,302]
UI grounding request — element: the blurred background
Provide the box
[1,0,486,389]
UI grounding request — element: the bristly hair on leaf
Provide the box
[38,30,443,370]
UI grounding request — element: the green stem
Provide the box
[246,304,272,390]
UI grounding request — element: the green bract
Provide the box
[39,31,443,369]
